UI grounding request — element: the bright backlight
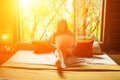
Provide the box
[2,35,7,40]
[19,0,42,8]
[19,0,31,8]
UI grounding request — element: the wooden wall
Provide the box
[103,0,120,51]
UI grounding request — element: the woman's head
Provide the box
[57,19,68,33]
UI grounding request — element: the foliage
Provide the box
[19,0,102,42]
[77,0,102,41]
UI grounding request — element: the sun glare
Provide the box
[19,0,31,8]
[2,35,7,40]
[19,0,42,8]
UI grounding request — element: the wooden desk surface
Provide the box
[0,65,120,80]
[1,50,120,80]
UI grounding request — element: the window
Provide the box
[75,0,102,41]
[18,0,102,42]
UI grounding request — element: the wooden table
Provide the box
[0,65,120,80]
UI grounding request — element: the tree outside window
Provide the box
[18,0,102,42]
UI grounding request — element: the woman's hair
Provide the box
[49,19,73,44]
[56,19,69,34]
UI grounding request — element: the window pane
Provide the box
[19,0,74,42]
[18,0,102,42]
[75,0,102,41]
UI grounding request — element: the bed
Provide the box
[0,42,120,80]
[1,50,117,67]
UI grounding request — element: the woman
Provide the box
[49,19,73,44]
[49,19,75,68]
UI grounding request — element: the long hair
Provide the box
[56,19,69,34]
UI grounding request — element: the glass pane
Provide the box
[75,0,102,41]
[18,0,102,42]
[18,0,74,42]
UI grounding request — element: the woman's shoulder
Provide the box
[68,30,74,36]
